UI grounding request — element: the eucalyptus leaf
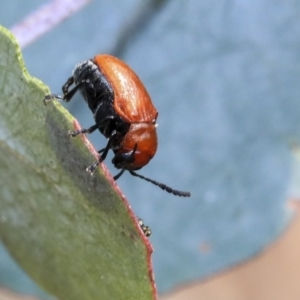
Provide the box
[0,26,155,300]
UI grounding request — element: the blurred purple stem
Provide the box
[10,0,92,49]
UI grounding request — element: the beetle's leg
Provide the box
[69,115,115,137]
[98,148,105,154]
[97,130,116,162]
[113,169,125,180]
[68,123,99,137]
[43,76,83,105]
[43,94,63,105]
[61,80,84,102]
[62,76,75,94]
[86,130,117,174]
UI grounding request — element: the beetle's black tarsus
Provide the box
[68,124,100,137]
[43,94,64,106]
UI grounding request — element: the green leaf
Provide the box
[0,26,155,300]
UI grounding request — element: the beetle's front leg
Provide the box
[86,130,117,175]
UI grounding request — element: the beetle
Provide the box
[44,54,190,197]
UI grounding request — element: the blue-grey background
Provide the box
[1,0,300,298]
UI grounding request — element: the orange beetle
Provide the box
[44,54,190,197]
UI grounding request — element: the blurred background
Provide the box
[1,0,300,299]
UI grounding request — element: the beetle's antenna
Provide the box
[130,171,191,197]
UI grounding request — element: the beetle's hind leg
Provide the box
[62,76,75,94]
[43,76,82,105]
